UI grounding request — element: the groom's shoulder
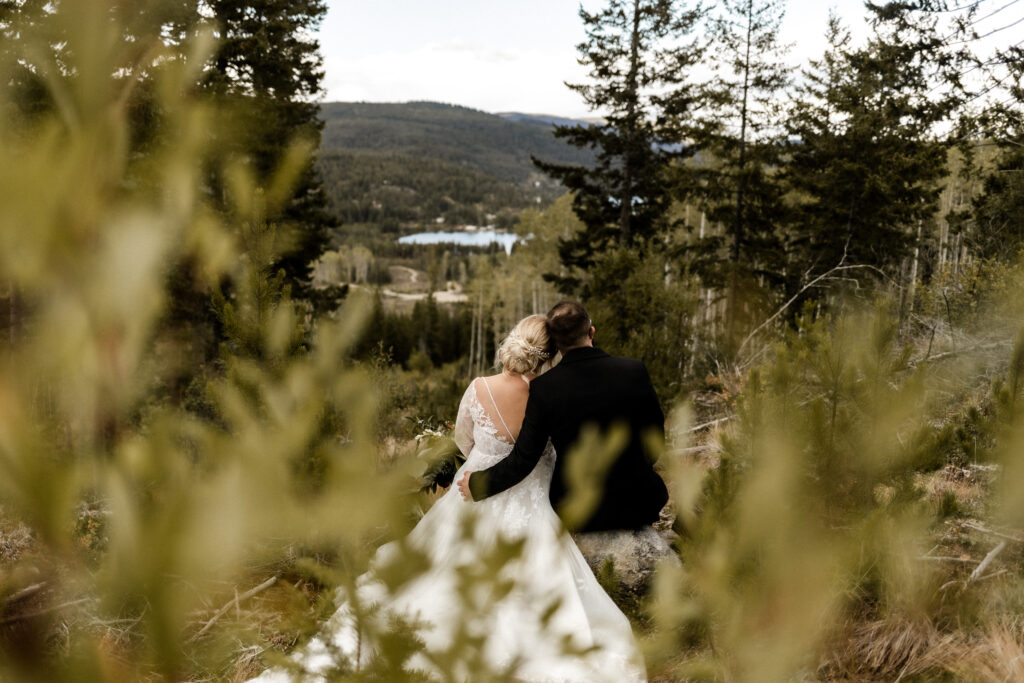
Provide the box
[546,348,649,379]
[600,355,657,390]
[603,352,647,374]
[531,366,563,390]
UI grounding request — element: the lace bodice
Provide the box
[454,378,547,470]
[453,379,556,533]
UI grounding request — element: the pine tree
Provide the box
[684,0,790,347]
[783,5,968,307]
[963,46,1024,261]
[0,1,199,124]
[202,0,337,305]
[533,0,706,292]
[2,1,335,299]
[2,1,342,393]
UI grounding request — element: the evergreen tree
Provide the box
[533,0,706,292]
[158,0,341,393]
[684,0,790,346]
[963,46,1024,261]
[202,0,337,305]
[2,0,336,299]
[0,1,46,118]
[783,5,969,304]
[2,1,341,394]
[0,1,198,125]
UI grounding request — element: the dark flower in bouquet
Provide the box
[413,419,464,493]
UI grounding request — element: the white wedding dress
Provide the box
[249,378,647,682]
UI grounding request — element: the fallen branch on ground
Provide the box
[962,522,1024,544]
[969,541,1007,583]
[0,598,90,626]
[676,445,717,454]
[918,555,980,564]
[971,568,1009,584]
[911,339,1013,367]
[188,575,278,643]
[688,417,731,433]
[3,581,47,605]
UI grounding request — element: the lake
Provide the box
[397,230,521,255]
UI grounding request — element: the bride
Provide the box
[249,314,647,682]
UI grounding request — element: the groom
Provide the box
[457,300,668,532]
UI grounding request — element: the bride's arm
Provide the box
[452,384,475,457]
[466,391,549,500]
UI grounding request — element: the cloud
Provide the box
[322,41,590,116]
[426,39,518,63]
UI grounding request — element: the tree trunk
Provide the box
[726,0,755,350]
[907,220,922,315]
[938,186,951,270]
[897,257,909,330]
[619,0,643,244]
[732,0,754,265]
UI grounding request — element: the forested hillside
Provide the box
[319,101,592,186]
[316,102,593,229]
[317,151,535,230]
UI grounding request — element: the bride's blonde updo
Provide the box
[495,314,555,376]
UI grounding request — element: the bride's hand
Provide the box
[456,471,473,501]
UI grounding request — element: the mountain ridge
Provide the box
[318,101,592,187]
[316,101,594,231]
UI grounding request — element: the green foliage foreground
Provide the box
[653,304,1024,681]
[0,7,419,680]
[4,3,1024,683]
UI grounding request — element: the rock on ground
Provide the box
[573,527,681,601]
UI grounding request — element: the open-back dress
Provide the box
[249,378,647,682]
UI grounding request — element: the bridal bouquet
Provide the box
[412,418,465,493]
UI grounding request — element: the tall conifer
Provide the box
[533,0,705,292]
[202,0,335,303]
[963,46,1024,261]
[685,0,790,346]
[783,5,968,301]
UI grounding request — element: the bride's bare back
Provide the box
[474,373,530,443]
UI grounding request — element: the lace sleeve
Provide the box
[453,381,476,457]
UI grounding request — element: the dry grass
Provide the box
[231,644,272,682]
[915,463,990,515]
[813,481,1024,681]
[195,572,319,681]
[953,623,1024,682]
[0,508,33,564]
[821,616,966,681]
[821,618,1024,682]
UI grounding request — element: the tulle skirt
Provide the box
[248,469,647,683]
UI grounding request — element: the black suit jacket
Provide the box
[468,346,669,532]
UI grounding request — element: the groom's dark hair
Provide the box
[546,300,591,351]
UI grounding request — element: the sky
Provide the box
[316,1,1017,118]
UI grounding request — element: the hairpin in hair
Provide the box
[507,331,551,360]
